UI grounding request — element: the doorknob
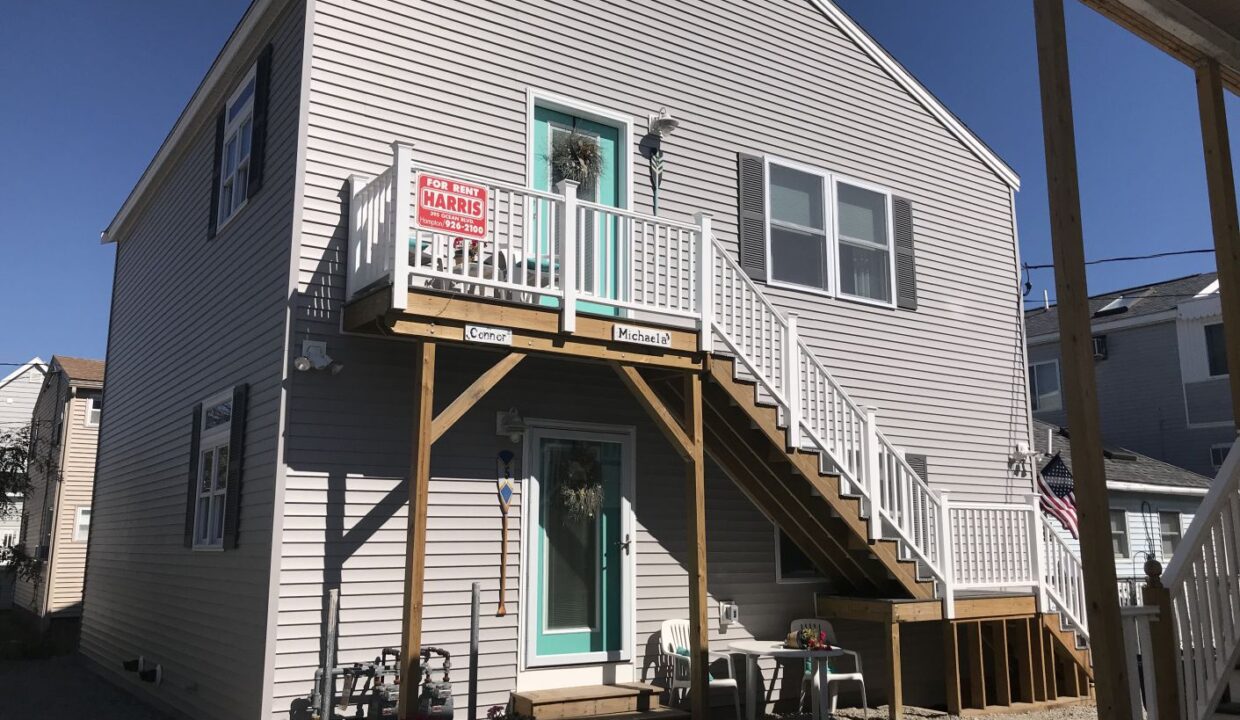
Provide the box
[614,534,631,555]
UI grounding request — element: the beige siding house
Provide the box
[14,356,103,631]
[83,2,1090,719]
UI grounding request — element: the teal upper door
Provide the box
[532,106,622,316]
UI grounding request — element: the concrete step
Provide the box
[512,683,664,719]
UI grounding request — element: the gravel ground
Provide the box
[762,701,1098,720]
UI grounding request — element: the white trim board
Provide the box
[1107,481,1208,497]
[808,0,1020,190]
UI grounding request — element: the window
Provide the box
[1092,335,1108,360]
[1159,512,1181,559]
[1029,360,1062,412]
[765,160,894,305]
[1206,323,1228,377]
[1110,510,1129,558]
[774,528,820,583]
[1212,443,1231,470]
[73,507,91,542]
[217,65,256,228]
[83,391,102,427]
[192,392,233,549]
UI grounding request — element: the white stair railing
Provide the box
[1039,513,1089,642]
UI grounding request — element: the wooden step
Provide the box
[563,710,689,720]
[513,683,664,719]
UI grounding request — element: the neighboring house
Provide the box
[0,357,47,609]
[83,2,1089,720]
[14,356,104,638]
[1026,272,1231,476]
[1031,420,1209,607]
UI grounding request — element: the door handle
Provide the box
[614,534,631,555]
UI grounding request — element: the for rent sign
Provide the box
[414,172,489,240]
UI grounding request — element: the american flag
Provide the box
[1039,454,1079,539]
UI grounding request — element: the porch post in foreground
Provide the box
[684,371,709,719]
[1143,566,1180,720]
[1032,2,1133,719]
[398,341,436,719]
[1195,57,1240,426]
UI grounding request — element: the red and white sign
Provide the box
[414,172,489,241]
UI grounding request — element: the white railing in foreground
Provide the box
[1155,436,1240,720]
[1120,606,1162,720]
[1040,513,1089,641]
[347,143,1089,627]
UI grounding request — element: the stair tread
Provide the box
[516,683,662,705]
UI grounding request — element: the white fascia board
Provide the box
[1178,293,1221,321]
[0,357,47,391]
[1027,309,1178,345]
[808,0,1021,191]
[1107,480,1208,496]
[101,0,278,244]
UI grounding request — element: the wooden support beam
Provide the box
[1033,2,1133,718]
[1011,619,1036,704]
[1042,627,1058,699]
[991,620,1012,707]
[1030,618,1048,702]
[430,352,525,443]
[1196,56,1240,426]
[398,341,435,720]
[683,372,709,720]
[1060,650,1081,697]
[886,619,904,720]
[1144,580,1180,720]
[612,363,693,458]
[943,622,963,716]
[964,622,986,709]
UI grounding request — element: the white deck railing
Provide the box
[1040,513,1089,641]
[347,142,1086,625]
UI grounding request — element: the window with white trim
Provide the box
[83,391,102,427]
[774,528,821,583]
[192,392,233,548]
[217,64,256,228]
[73,507,91,542]
[765,160,894,305]
[1110,509,1129,558]
[1029,360,1062,412]
[1159,512,1181,559]
[1205,323,1228,377]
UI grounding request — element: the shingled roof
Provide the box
[1025,272,1218,339]
[53,356,106,385]
[1032,420,1210,491]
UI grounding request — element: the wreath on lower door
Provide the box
[556,442,604,523]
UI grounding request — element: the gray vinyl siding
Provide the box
[0,363,45,431]
[78,4,304,719]
[303,0,1027,502]
[1029,320,1236,476]
[276,350,841,717]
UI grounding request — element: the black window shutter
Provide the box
[906,453,928,481]
[222,383,249,549]
[247,44,273,199]
[894,196,918,310]
[736,153,767,281]
[208,112,225,239]
[183,403,203,548]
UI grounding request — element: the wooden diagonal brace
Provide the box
[430,352,525,443]
[611,362,693,458]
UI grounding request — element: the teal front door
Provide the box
[526,425,632,666]
[532,106,622,317]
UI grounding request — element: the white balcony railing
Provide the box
[347,142,1086,626]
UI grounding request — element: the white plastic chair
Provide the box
[791,618,867,719]
[660,619,742,720]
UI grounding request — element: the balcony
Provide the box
[344,143,713,368]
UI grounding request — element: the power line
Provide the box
[1024,248,1214,271]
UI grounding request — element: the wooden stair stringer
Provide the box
[705,356,935,600]
[1042,613,1093,679]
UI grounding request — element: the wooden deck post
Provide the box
[1011,619,1036,703]
[885,619,903,720]
[991,621,1012,707]
[1033,2,1133,718]
[942,621,963,715]
[1196,56,1240,424]
[684,371,709,720]
[1030,618,1049,702]
[398,341,435,719]
[964,622,986,709]
[1144,568,1181,720]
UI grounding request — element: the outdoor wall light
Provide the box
[496,407,526,443]
[644,108,680,217]
[647,107,680,139]
[293,340,344,375]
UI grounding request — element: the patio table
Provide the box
[727,639,849,720]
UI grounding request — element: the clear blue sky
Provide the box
[1,0,1236,365]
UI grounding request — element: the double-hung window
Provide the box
[1159,512,1181,558]
[1029,360,1062,412]
[73,507,91,543]
[1110,510,1129,558]
[217,65,256,228]
[193,392,233,549]
[83,391,102,427]
[765,159,895,306]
